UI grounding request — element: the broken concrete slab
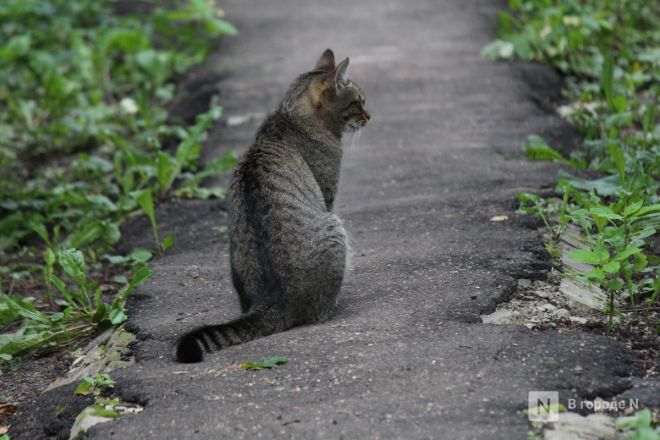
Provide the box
[69,399,144,440]
[543,413,618,440]
[46,327,136,393]
[559,278,606,312]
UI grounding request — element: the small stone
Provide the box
[553,308,570,321]
[518,279,532,289]
[570,316,588,325]
[227,114,252,127]
[115,404,144,415]
[534,290,552,299]
[226,112,265,127]
[573,365,583,375]
[482,309,514,325]
[490,215,508,222]
[539,303,557,312]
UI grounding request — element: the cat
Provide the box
[176,49,370,363]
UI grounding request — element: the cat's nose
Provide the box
[363,109,371,121]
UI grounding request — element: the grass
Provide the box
[74,373,116,397]
[0,0,238,373]
[617,409,660,440]
[483,0,659,332]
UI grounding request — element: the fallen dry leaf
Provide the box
[0,425,9,435]
[0,403,17,421]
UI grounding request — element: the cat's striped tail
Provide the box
[175,308,285,363]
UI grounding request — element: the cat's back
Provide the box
[230,119,325,221]
[234,111,303,181]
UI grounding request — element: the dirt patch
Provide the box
[6,327,138,439]
[6,382,93,440]
[0,351,71,429]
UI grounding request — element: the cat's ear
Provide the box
[314,48,335,71]
[332,57,350,84]
[309,56,348,108]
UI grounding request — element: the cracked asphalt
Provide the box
[11,0,647,439]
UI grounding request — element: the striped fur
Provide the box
[175,49,370,363]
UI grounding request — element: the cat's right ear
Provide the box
[314,48,335,71]
[332,57,349,83]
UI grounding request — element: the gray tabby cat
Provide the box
[176,49,370,363]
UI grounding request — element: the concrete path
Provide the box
[14,0,643,439]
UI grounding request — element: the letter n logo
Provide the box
[528,391,560,422]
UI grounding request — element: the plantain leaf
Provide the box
[240,356,288,370]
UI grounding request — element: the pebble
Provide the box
[539,303,557,312]
[570,316,588,325]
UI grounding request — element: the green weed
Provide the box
[1,0,237,370]
[617,409,660,440]
[74,373,116,397]
[488,0,659,329]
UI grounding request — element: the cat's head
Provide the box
[284,49,370,135]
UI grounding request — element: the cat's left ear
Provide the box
[332,57,350,84]
[315,48,335,71]
[309,57,349,108]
